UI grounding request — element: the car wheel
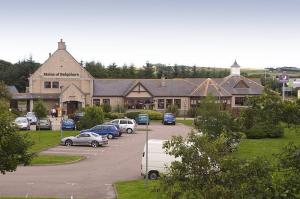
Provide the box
[107,134,113,139]
[127,128,133,134]
[148,171,159,180]
[65,140,73,146]
[173,122,176,125]
[91,141,99,148]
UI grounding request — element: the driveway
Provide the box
[0,123,191,199]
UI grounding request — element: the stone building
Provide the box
[10,40,264,115]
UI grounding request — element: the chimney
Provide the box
[48,53,51,58]
[58,39,66,50]
[161,75,166,87]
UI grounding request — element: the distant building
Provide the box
[9,40,264,115]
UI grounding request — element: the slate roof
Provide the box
[6,86,19,95]
[93,75,263,97]
[11,93,60,100]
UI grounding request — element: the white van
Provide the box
[141,139,180,180]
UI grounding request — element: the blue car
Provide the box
[162,113,176,125]
[61,119,76,130]
[80,124,120,139]
[135,114,150,125]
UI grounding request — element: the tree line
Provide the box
[0,58,234,92]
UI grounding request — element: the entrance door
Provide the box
[65,101,82,115]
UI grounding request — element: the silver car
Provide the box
[61,132,108,148]
[14,117,30,130]
[111,118,137,134]
[26,112,37,124]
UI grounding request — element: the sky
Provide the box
[0,0,299,69]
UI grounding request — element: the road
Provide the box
[0,123,191,199]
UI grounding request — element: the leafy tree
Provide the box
[0,81,11,100]
[166,104,179,116]
[281,101,300,128]
[101,103,112,113]
[0,100,33,174]
[32,100,48,118]
[159,133,300,199]
[79,106,104,129]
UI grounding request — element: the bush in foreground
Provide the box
[78,106,104,129]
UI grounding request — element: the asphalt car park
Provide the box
[0,122,191,199]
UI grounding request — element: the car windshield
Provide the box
[64,119,74,124]
[39,119,48,123]
[16,118,27,123]
[27,112,35,117]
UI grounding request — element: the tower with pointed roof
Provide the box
[230,60,240,76]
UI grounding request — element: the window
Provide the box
[120,120,127,124]
[44,81,51,88]
[166,99,173,108]
[158,99,165,109]
[174,99,181,109]
[235,97,246,106]
[52,81,59,88]
[93,99,100,106]
[103,99,110,105]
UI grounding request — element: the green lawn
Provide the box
[115,180,160,199]
[177,119,194,127]
[30,154,83,165]
[234,128,300,162]
[0,197,56,199]
[20,130,83,165]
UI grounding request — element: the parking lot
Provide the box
[0,123,191,199]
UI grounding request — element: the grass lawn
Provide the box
[115,180,160,199]
[20,130,83,165]
[234,128,300,162]
[30,154,83,165]
[177,119,194,127]
[0,197,56,199]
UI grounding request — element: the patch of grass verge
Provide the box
[177,119,194,127]
[115,179,159,199]
[30,154,83,165]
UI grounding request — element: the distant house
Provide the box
[9,40,264,115]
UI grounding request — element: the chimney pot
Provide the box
[49,53,51,58]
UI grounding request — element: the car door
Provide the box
[119,119,127,129]
[76,133,90,145]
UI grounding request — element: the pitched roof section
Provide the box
[191,78,231,97]
[93,76,263,97]
[220,76,264,95]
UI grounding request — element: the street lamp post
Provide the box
[144,114,149,187]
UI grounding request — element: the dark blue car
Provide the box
[61,119,76,130]
[162,113,176,125]
[80,124,120,139]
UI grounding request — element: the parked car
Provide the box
[103,122,123,136]
[80,124,120,139]
[74,112,84,122]
[25,112,37,124]
[36,118,52,130]
[14,117,30,130]
[136,114,150,125]
[61,119,76,130]
[162,113,176,125]
[111,118,137,134]
[61,132,108,148]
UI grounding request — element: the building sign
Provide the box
[43,72,80,77]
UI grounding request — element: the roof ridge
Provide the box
[191,78,210,95]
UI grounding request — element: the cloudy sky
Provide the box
[0,0,299,68]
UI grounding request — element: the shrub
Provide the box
[101,104,111,113]
[125,111,141,119]
[114,104,126,113]
[105,112,125,119]
[140,110,163,120]
[187,108,198,117]
[32,100,47,118]
[79,106,104,129]
[166,104,179,116]
[245,123,268,139]
[267,125,284,138]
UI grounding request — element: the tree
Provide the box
[78,106,104,129]
[0,81,11,100]
[159,133,300,199]
[32,100,48,118]
[0,100,33,174]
